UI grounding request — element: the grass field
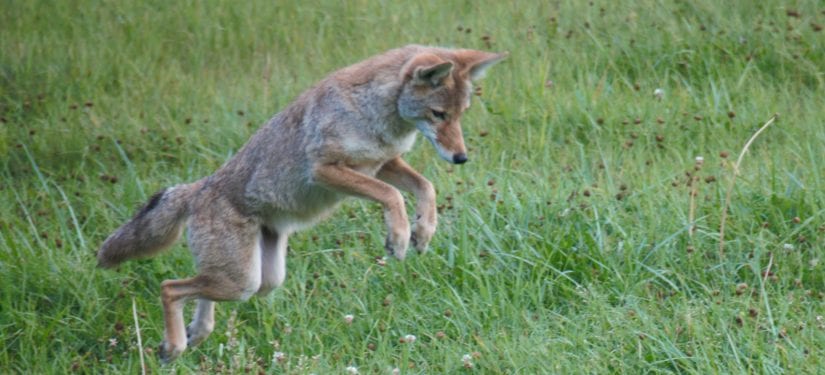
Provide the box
[2,0,824,373]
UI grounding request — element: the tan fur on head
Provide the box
[401,53,454,86]
[453,50,509,80]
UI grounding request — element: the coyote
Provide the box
[97,45,506,362]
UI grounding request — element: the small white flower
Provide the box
[402,334,416,343]
[462,353,475,368]
[344,314,354,324]
[695,156,704,164]
[108,337,118,347]
[653,88,664,100]
[272,351,286,363]
[376,257,387,266]
[391,368,401,375]
[346,366,359,374]
[783,243,795,251]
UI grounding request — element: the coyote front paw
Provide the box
[385,227,410,260]
[410,219,436,253]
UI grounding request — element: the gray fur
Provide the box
[97,185,198,268]
[96,45,506,363]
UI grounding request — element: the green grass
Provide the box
[2,0,824,373]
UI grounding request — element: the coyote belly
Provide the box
[96,44,506,363]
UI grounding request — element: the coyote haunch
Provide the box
[97,45,506,362]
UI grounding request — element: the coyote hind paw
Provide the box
[186,323,212,347]
[158,340,184,364]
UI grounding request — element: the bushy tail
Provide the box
[97,182,201,268]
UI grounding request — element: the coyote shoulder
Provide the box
[97,45,506,362]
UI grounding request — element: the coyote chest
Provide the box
[266,129,418,233]
[265,129,417,233]
[339,129,418,174]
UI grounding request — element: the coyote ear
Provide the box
[414,61,454,87]
[402,53,454,87]
[462,51,508,81]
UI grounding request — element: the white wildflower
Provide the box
[462,353,474,369]
[346,366,359,374]
[401,334,416,343]
[783,243,794,251]
[653,88,664,100]
[272,351,286,363]
[344,314,354,324]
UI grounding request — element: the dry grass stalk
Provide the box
[718,114,778,255]
[133,298,146,375]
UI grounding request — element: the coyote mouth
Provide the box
[416,121,456,163]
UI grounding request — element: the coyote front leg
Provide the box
[377,157,437,252]
[313,163,410,259]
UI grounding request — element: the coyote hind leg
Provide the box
[158,196,263,363]
[158,277,205,363]
[186,299,215,347]
[158,271,263,363]
[257,228,288,297]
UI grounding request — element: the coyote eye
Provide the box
[431,109,447,121]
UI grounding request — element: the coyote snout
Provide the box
[398,49,507,164]
[97,45,505,363]
[416,117,468,164]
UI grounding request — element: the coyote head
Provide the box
[398,49,507,164]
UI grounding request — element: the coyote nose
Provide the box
[452,153,468,164]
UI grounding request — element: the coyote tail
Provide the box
[97,182,200,268]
